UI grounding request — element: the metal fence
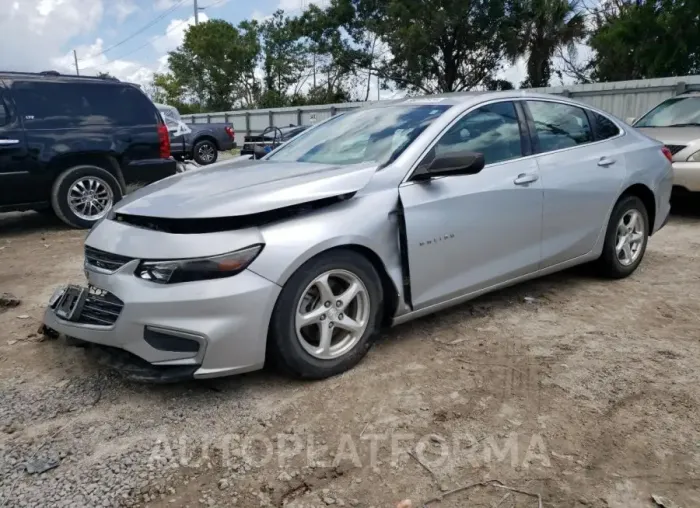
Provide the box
[183,75,700,147]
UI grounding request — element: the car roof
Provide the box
[0,70,121,83]
[372,90,595,107]
[355,90,620,120]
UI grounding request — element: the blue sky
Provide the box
[1,0,570,98]
[0,0,327,87]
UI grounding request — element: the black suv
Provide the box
[0,71,176,228]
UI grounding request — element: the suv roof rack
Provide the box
[0,70,120,82]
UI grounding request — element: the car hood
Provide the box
[114,158,378,219]
[636,126,700,145]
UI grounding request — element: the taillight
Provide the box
[661,146,673,163]
[225,125,234,140]
[158,123,171,159]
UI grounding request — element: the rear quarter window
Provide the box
[11,81,159,129]
[591,112,621,140]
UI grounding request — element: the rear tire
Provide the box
[192,140,218,165]
[597,195,649,278]
[51,165,122,229]
[268,250,383,379]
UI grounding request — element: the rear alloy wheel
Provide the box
[193,140,218,165]
[269,250,383,379]
[598,195,649,278]
[51,165,122,229]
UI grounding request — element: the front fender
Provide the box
[249,190,405,303]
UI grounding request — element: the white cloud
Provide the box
[51,39,156,87]
[151,13,209,54]
[0,0,104,72]
[497,59,527,88]
[251,9,272,22]
[278,0,329,13]
[113,0,138,23]
[155,0,230,10]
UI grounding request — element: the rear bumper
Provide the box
[122,158,177,185]
[218,138,235,151]
[672,161,700,192]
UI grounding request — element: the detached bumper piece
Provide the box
[80,341,199,383]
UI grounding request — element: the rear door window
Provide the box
[527,101,593,153]
[11,81,158,129]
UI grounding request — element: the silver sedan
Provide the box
[44,92,673,381]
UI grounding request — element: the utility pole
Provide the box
[194,0,199,24]
[377,74,380,101]
[73,50,80,76]
[312,53,316,88]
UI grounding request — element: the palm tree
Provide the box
[511,0,586,88]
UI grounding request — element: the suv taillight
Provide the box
[225,125,234,139]
[158,124,171,159]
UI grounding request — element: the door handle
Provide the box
[0,139,20,145]
[598,156,616,167]
[514,173,539,185]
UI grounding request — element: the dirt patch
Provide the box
[1,208,700,508]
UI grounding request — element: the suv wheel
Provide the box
[51,165,122,229]
[268,250,383,379]
[193,140,218,165]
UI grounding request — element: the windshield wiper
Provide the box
[666,123,700,127]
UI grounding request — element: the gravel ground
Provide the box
[1,203,699,508]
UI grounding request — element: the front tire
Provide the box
[192,140,218,165]
[51,165,122,229]
[597,195,649,278]
[268,250,383,379]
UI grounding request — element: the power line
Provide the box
[79,0,187,62]
[81,0,240,72]
[81,18,190,72]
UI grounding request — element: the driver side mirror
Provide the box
[413,149,485,180]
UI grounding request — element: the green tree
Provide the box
[355,0,521,94]
[590,0,700,81]
[167,19,260,111]
[96,71,117,79]
[148,73,202,114]
[259,10,309,107]
[292,2,371,103]
[510,0,586,87]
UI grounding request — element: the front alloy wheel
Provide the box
[295,270,371,360]
[269,250,383,379]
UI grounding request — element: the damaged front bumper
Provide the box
[43,264,281,382]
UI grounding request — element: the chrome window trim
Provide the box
[401,96,626,184]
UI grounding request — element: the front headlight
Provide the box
[687,150,700,162]
[136,244,263,284]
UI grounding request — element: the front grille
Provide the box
[77,287,124,326]
[85,246,133,272]
[665,144,686,155]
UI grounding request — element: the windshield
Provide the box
[267,105,451,165]
[635,97,700,127]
